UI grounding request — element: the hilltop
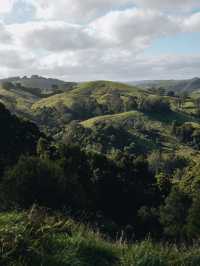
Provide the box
[0,75,76,93]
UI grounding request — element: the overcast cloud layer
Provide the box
[0,0,199,81]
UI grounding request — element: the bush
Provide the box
[160,187,192,240]
[0,208,119,266]
[138,96,171,113]
[1,156,65,209]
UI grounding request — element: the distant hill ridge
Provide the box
[0,75,77,92]
[129,77,200,93]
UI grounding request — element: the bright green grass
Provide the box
[81,111,141,128]
[1,209,200,266]
[32,81,144,110]
[0,85,38,112]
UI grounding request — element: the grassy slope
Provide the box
[0,85,39,113]
[81,110,200,158]
[1,210,200,266]
[31,81,144,110]
[81,111,141,127]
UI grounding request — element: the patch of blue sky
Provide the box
[3,1,35,24]
[144,32,200,56]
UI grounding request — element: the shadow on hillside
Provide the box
[144,110,196,125]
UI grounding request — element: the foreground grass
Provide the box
[1,208,200,266]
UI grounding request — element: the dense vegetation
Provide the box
[1,78,200,265]
[1,208,200,266]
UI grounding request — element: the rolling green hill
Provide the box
[0,78,200,159]
[32,80,144,110]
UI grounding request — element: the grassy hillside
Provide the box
[0,84,38,113]
[1,78,200,159]
[1,208,200,266]
[81,111,141,127]
[32,80,143,110]
[79,110,200,158]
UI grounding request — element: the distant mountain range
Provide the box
[0,75,76,93]
[128,77,200,93]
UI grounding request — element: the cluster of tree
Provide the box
[0,103,43,175]
[160,184,200,240]
[1,137,199,241]
[33,106,73,135]
[101,93,171,114]
[0,140,160,237]
[62,121,151,156]
[138,96,171,113]
[172,121,200,149]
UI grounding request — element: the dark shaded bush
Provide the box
[138,96,171,113]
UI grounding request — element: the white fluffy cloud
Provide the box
[29,0,132,22]
[0,0,199,80]
[0,0,16,13]
[29,0,200,23]
[184,12,200,31]
[0,23,13,44]
[91,9,181,48]
[6,8,182,54]
[8,21,99,52]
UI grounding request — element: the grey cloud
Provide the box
[34,49,200,81]
[133,0,200,11]
[22,22,97,51]
[30,0,200,23]
[0,48,34,69]
[29,0,133,23]
[0,23,12,43]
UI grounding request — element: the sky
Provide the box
[0,0,200,81]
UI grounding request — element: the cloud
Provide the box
[91,9,181,48]
[29,0,133,22]
[6,8,182,54]
[0,23,13,43]
[28,0,200,24]
[0,0,16,13]
[31,51,200,81]
[0,47,34,70]
[0,1,199,81]
[9,21,99,52]
[132,0,200,11]
[184,12,200,31]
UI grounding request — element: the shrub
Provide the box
[138,96,171,113]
